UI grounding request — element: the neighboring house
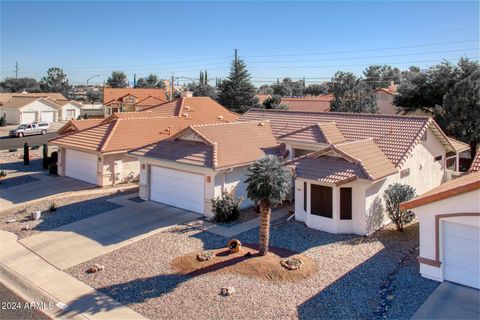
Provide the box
[57,100,83,121]
[135,96,167,111]
[400,171,480,289]
[1,96,61,124]
[57,119,104,135]
[281,95,334,112]
[240,109,468,235]
[375,83,432,116]
[129,121,282,215]
[0,92,68,106]
[103,88,168,114]
[49,99,239,186]
[79,103,105,117]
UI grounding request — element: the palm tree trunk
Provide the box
[259,200,271,256]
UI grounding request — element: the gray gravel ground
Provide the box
[67,220,438,320]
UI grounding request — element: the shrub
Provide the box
[0,117,6,127]
[31,144,40,150]
[50,151,58,164]
[8,148,17,153]
[83,113,88,119]
[0,170,6,179]
[384,183,416,231]
[211,193,243,223]
[42,144,49,169]
[77,115,82,120]
[49,203,57,212]
[23,143,30,165]
[48,163,58,175]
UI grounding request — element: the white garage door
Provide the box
[65,149,98,185]
[41,111,55,123]
[150,166,204,213]
[21,112,36,124]
[443,221,480,289]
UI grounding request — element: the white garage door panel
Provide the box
[65,149,98,185]
[444,222,480,289]
[150,166,204,213]
[41,111,55,123]
[21,112,36,124]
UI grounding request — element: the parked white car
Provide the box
[9,122,50,137]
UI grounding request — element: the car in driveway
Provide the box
[9,122,50,137]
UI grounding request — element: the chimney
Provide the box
[181,91,193,98]
[388,81,398,93]
[182,113,189,118]
[184,106,190,111]
[217,115,224,120]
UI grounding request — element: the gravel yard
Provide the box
[67,220,438,320]
[0,150,51,179]
[0,190,135,239]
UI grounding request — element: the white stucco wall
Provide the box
[101,153,140,186]
[213,166,254,209]
[4,100,59,124]
[410,190,480,282]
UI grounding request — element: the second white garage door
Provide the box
[64,149,98,185]
[21,112,36,124]
[150,166,204,214]
[443,221,480,289]
[41,111,55,123]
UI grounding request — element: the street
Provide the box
[0,283,51,320]
[0,132,58,150]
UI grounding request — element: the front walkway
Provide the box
[412,281,480,319]
[0,230,146,319]
[19,195,201,270]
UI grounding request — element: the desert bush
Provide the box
[0,117,6,127]
[48,163,58,175]
[23,143,29,165]
[49,203,57,212]
[384,183,416,231]
[0,170,6,179]
[50,151,58,164]
[31,144,40,150]
[211,193,243,223]
[8,148,17,153]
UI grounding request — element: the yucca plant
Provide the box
[245,155,290,255]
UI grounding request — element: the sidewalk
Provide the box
[0,230,146,320]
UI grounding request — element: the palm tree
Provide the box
[246,155,290,255]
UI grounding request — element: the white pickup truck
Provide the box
[9,122,50,137]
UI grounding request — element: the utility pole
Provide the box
[133,73,137,87]
[15,62,19,79]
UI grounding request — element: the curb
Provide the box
[0,261,86,319]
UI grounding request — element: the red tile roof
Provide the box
[103,88,167,104]
[281,95,333,112]
[469,150,480,173]
[130,121,281,169]
[57,119,103,135]
[279,122,345,144]
[401,171,480,210]
[240,109,455,169]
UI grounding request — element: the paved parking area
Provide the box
[0,173,94,210]
[412,281,480,319]
[19,196,201,270]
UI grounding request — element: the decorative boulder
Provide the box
[86,264,105,273]
[220,286,235,296]
[280,257,303,270]
[196,251,214,261]
[227,239,241,253]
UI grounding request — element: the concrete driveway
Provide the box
[19,194,201,270]
[0,173,94,210]
[412,281,480,319]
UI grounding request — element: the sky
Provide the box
[1,0,479,86]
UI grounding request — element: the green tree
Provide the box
[106,71,128,88]
[217,57,259,113]
[394,58,480,158]
[363,65,401,89]
[39,67,71,95]
[384,183,416,231]
[1,77,41,93]
[23,143,30,165]
[271,78,305,97]
[257,84,274,95]
[136,74,159,88]
[262,94,288,110]
[86,89,102,103]
[187,82,217,99]
[304,83,329,96]
[245,155,290,255]
[330,71,378,113]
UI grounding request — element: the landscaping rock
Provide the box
[31,211,41,220]
[196,251,214,261]
[280,257,303,270]
[21,225,31,231]
[220,287,235,296]
[86,264,104,274]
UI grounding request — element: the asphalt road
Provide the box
[0,283,51,320]
[0,132,58,150]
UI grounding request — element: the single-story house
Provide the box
[240,109,469,235]
[0,92,68,106]
[103,88,168,114]
[49,98,239,186]
[1,96,61,124]
[400,171,480,289]
[57,118,104,135]
[129,121,282,215]
[57,100,83,121]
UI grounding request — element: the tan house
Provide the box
[0,92,68,106]
[1,96,61,124]
[240,109,469,235]
[49,98,239,186]
[103,88,168,114]
[401,172,480,289]
[129,121,282,215]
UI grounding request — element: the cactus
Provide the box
[23,143,30,165]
